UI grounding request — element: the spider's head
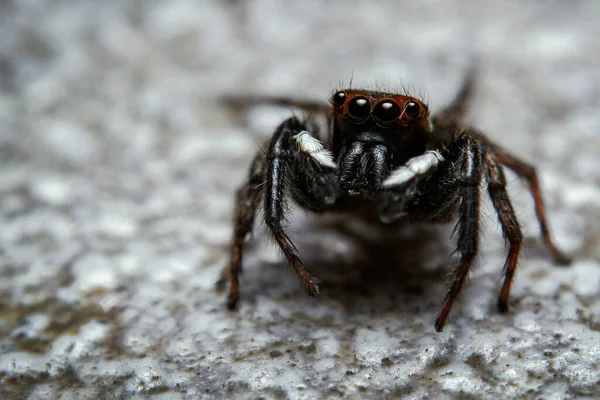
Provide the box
[330,90,432,197]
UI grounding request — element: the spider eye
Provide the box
[404,101,421,118]
[373,100,401,125]
[346,96,371,122]
[332,91,347,107]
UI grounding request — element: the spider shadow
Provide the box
[289,213,456,321]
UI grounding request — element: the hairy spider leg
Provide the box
[217,153,265,309]
[483,152,524,312]
[376,133,484,331]
[434,135,483,332]
[264,117,340,296]
[432,68,570,266]
[475,138,571,265]
[221,116,340,307]
[433,68,477,130]
[222,95,331,115]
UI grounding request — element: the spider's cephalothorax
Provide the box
[217,74,571,332]
[330,89,434,200]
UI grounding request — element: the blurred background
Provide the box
[1,0,599,398]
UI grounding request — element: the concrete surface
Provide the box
[1,0,599,398]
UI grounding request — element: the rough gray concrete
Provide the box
[1,0,599,398]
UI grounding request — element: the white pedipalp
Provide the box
[293,131,336,169]
[383,150,444,189]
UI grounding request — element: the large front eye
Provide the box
[373,100,401,125]
[332,91,347,107]
[346,96,371,122]
[403,101,421,118]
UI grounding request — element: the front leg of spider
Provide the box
[222,117,339,309]
[434,69,570,266]
[374,133,483,331]
[434,135,483,332]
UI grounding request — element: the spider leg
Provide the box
[221,117,338,308]
[433,71,569,265]
[222,95,331,115]
[482,152,524,312]
[435,135,483,332]
[468,131,571,265]
[264,117,339,296]
[432,67,477,134]
[217,153,265,309]
[379,133,483,331]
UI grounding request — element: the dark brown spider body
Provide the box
[218,72,570,332]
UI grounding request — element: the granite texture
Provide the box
[0,0,599,399]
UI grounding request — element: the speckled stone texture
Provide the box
[1,0,599,399]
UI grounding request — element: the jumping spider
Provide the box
[218,72,571,331]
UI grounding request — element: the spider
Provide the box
[217,71,571,332]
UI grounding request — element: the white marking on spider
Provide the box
[293,131,336,169]
[383,150,444,189]
[464,145,474,177]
